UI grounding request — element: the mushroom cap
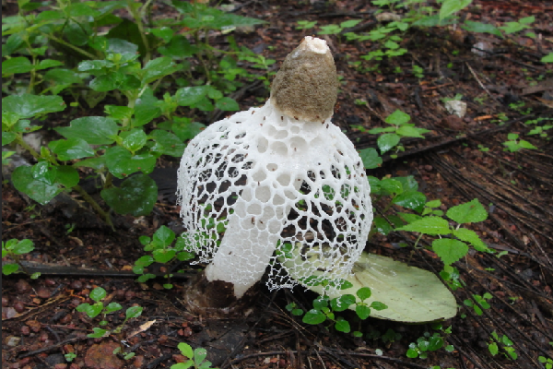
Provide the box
[177,99,372,291]
[270,36,338,122]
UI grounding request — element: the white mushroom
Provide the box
[177,37,372,308]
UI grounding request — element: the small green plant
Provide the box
[406,331,454,359]
[133,225,195,288]
[296,20,317,31]
[171,342,218,369]
[286,286,387,335]
[477,144,490,152]
[503,133,538,152]
[76,287,143,338]
[64,353,77,363]
[318,19,362,45]
[412,64,424,79]
[463,293,493,316]
[488,331,517,360]
[2,239,40,279]
[112,347,136,361]
[526,117,553,139]
[356,110,430,156]
[539,356,553,369]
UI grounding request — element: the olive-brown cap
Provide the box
[270,37,338,122]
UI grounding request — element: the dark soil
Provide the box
[2,1,552,369]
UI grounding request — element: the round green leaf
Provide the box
[334,318,351,333]
[55,116,119,145]
[153,249,176,264]
[356,287,372,300]
[392,190,426,213]
[126,306,143,319]
[49,138,95,161]
[150,129,185,157]
[330,294,356,312]
[90,287,107,302]
[13,239,34,255]
[177,342,194,359]
[302,309,326,325]
[385,109,410,125]
[100,173,157,216]
[12,165,62,205]
[2,132,17,146]
[105,302,123,314]
[2,94,66,119]
[355,304,371,320]
[176,86,209,106]
[122,129,148,152]
[377,133,401,154]
[215,97,239,111]
[3,263,20,275]
[105,146,156,179]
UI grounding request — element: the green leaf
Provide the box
[153,225,176,246]
[373,216,393,235]
[334,317,351,333]
[2,132,17,146]
[370,301,388,310]
[90,287,107,302]
[55,117,119,145]
[48,138,95,161]
[64,22,90,46]
[150,129,186,157]
[194,348,207,364]
[302,309,326,325]
[392,190,426,213]
[355,304,371,319]
[330,294,356,312]
[36,59,64,71]
[440,0,472,21]
[153,249,176,263]
[151,27,174,43]
[176,86,209,106]
[107,38,139,55]
[432,238,469,265]
[158,36,200,59]
[359,147,382,169]
[488,342,499,356]
[385,110,410,125]
[177,342,194,359]
[141,57,182,85]
[2,94,66,119]
[101,173,157,216]
[215,97,239,111]
[3,263,20,275]
[171,120,205,141]
[105,302,123,314]
[396,216,451,235]
[379,178,403,195]
[105,146,156,179]
[12,165,60,204]
[88,327,109,338]
[541,52,553,63]
[377,133,400,154]
[133,89,161,127]
[125,306,143,319]
[78,60,114,72]
[356,287,372,300]
[446,199,487,224]
[122,129,148,152]
[105,105,134,122]
[2,57,33,74]
[462,20,503,38]
[340,19,362,28]
[453,228,488,252]
[13,239,34,255]
[396,125,429,138]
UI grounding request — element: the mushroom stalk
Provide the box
[177,37,372,307]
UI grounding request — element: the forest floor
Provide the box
[2,1,553,369]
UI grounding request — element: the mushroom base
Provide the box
[183,271,260,316]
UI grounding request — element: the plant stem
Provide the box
[73,185,115,231]
[41,32,97,59]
